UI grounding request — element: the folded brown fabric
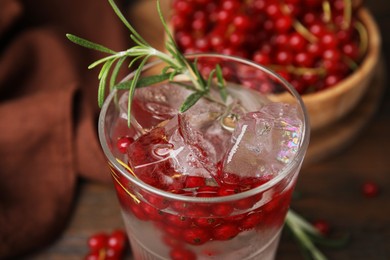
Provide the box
[0,0,133,258]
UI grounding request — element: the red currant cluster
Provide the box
[111,128,294,259]
[84,230,128,260]
[171,0,365,94]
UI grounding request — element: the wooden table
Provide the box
[28,1,390,259]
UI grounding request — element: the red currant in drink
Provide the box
[99,54,309,259]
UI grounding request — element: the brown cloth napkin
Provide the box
[0,0,134,258]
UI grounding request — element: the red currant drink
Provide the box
[99,54,310,260]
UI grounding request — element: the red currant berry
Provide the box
[167,214,192,228]
[272,33,289,47]
[163,225,183,240]
[320,32,339,49]
[277,70,292,82]
[275,15,293,33]
[142,202,164,221]
[342,42,360,60]
[184,176,206,189]
[212,223,240,240]
[107,230,127,252]
[222,0,241,13]
[170,247,196,260]
[322,48,341,61]
[313,219,331,236]
[183,227,211,245]
[275,50,293,65]
[233,14,252,31]
[324,73,342,87]
[173,0,194,15]
[229,30,245,47]
[87,233,108,253]
[234,196,256,210]
[266,3,282,18]
[194,217,221,228]
[116,136,134,154]
[294,52,314,67]
[309,22,326,37]
[240,212,263,230]
[192,17,208,32]
[253,51,271,65]
[212,203,234,216]
[288,32,307,51]
[105,247,123,259]
[361,181,380,198]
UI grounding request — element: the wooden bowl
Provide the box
[303,7,381,131]
[131,2,381,131]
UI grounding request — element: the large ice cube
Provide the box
[126,97,236,189]
[119,83,192,130]
[222,103,303,179]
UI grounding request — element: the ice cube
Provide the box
[227,82,269,112]
[118,83,193,131]
[222,103,303,179]
[166,93,237,178]
[126,113,228,190]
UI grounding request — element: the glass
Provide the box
[98,54,310,260]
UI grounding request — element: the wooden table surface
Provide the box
[28,1,390,259]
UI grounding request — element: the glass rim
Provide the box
[98,53,310,203]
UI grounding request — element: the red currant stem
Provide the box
[354,20,369,59]
[281,3,318,43]
[115,158,139,179]
[342,0,353,30]
[280,2,291,15]
[322,0,332,24]
[342,55,359,70]
[110,161,141,204]
[98,248,106,260]
[293,20,318,43]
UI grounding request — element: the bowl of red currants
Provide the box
[170,0,381,130]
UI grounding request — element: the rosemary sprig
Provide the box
[285,210,350,260]
[66,0,227,126]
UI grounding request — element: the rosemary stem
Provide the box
[286,210,328,260]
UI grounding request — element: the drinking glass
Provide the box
[98,53,310,260]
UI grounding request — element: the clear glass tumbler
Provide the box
[98,53,310,260]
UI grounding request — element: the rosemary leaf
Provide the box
[206,69,216,91]
[116,73,173,89]
[66,34,116,54]
[89,56,115,70]
[157,0,176,52]
[180,91,205,113]
[109,56,127,90]
[108,0,148,46]
[308,232,350,248]
[216,64,227,102]
[127,55,151,126]
[173,81,197,92]
[98,60,115,107]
